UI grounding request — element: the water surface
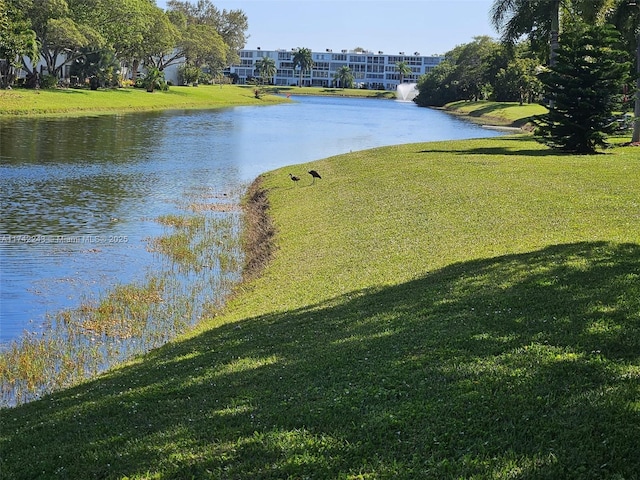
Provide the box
[0,96,505,344]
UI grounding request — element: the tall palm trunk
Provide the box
[550,0,560,67]
[633,31,640,143]
[548,0,561,108]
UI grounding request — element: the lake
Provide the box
[0,95,506,346]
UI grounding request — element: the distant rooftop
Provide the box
[256,47,442,57]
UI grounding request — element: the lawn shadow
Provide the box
[3,242,639,478]
[419,136,559,157]
[458,103,519,118]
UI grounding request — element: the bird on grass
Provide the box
[308,170,321,184]
[289,173,300,183]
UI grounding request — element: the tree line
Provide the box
[0,0,248,89]
[415,0,640,151]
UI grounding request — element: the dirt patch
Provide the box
[241,176,276,281]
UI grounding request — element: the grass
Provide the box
[0,85,288,117]
[265,86,398,99]
[444,100,548,128]
[0,84,397,118]
[1,135,639,479]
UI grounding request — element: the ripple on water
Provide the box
[0,97,506,346]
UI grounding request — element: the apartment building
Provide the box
[227,48,444,90]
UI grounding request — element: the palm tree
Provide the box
[141,66,166,92]
[395,61,412,84]
[333,65,354,88]
[292,47,313,87]
[255,56,276,85]
[493,0,638,140]
[490,0,612,65]
[491,0,561,66]
[491,0,616,108]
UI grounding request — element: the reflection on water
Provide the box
[0,96,505,345]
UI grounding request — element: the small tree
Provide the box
[178,63,201,85]
[493,56,542,104]
[255,56,276,85]
[333,65,354,88]
[139,66,168,92]
[0,1,38,88]
[534,24,631,153]
[70,49,121,88]
[395,61,412,84]
[292,47,313,87]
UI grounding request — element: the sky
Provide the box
[155,0,500,56]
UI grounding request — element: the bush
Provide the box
[138,67,169,93]
[39,74,59,89]
[198,71,213,85]
[178,64,201,85]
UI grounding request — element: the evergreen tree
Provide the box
[534,24,631,153]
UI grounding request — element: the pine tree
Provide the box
[534,24,631,154]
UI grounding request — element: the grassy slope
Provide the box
[268,86,397,99]
[0,85,287,116]
[0,85,395,118]
[444,100,548,128]
[1,135,639,479]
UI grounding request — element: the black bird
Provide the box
[308,170,321,184]
[289,173,300,182]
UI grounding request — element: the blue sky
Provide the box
[155,0,499,56]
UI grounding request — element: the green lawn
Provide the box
[0,85,397,118]
[444,100,548,128]
[0,85,288,116]
[1,136,639,479]
[266,85,397,99]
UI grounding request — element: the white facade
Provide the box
[227,48,444,90]
[9,48,443,90]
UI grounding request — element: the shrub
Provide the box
[39,74,58,89]
[138,67,169,93]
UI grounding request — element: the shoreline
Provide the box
[0,85,399,118]
[431,99,553,133]
[0,85,289,118]
[2,95,631,405]
[427,105,533,133]
[3,133,640,476]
